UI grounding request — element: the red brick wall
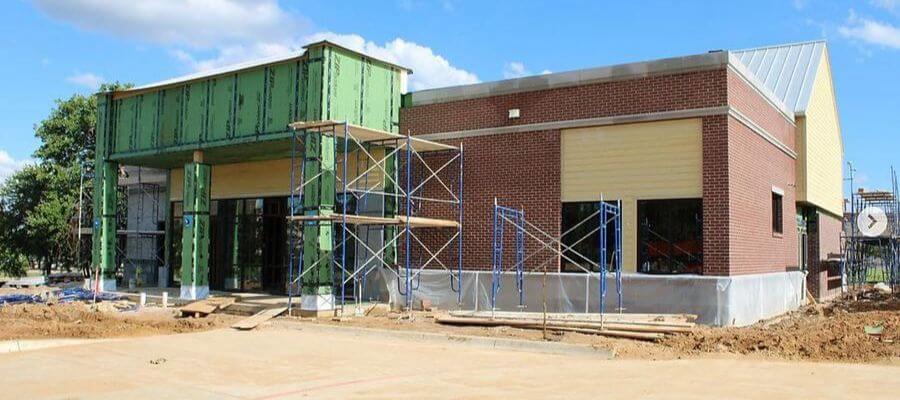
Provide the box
[817,212,842,260]
[404,131,561,271]
[725,116,798,275]
[402,69,728,135]
[701,115,730,275]
[724,69,798,275]
[807,211,843,300]
[401,66,800,276]
[727,71,795,148]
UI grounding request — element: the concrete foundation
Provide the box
[84,277,117,292]
[179,284,209,300]
[297,294,335,318]
[367,269,804,326]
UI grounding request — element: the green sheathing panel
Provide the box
[159,88,182,147]
[136,93,159,151]
[182,81,208,145]
[383,151,398,265]
[105,43,404,162]
[326,47,363,125]
[207,76,235,142]
[180,162,211,292]
[91,94,118,281]
[265,61,300,133]
[113,96,137,153]
[93,160,118,279]
[363,60,395,132]
[301,132,335,296]
[303,46,325,122]
[234,68,264,138]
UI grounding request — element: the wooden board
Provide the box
[289,120,458,152]
[287,214,459,228]
[231,307,288,330]
[179,297,236,317]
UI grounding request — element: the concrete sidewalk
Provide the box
[0,326,897,399]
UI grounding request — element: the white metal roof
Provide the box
[730,40,826,114]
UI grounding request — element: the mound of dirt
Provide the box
[0,303,235,341]
[663,291,900,362]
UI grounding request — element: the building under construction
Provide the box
[87,40,844,325]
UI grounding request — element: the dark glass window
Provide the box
[637,199,703,274]
[772,192,784,234]
[561,202,617,273]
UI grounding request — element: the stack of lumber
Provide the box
[436,311,697,341]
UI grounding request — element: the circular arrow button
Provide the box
[857,206,888,237]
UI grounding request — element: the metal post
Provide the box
[615,199,623,312]
[405,130,413,310]
[341,122,349,312]
[457,144,464,306]
[599,200,607,314]
[288,131,296,314]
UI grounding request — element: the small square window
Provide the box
[772,192,784,234]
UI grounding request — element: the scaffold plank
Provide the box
[287,213,459,228]
[288,120,457,152]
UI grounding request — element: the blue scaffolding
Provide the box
[490,198,623,312]
[491,200,526,309]
[286,121,464,314]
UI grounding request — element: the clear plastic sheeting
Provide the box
[362,269,805,326]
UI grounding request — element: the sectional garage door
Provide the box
[561,118,703,272]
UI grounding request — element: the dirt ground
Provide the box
[311,289,900,363]
[0,302,236,341]
[2,286,898,364]
[3,326,899,399]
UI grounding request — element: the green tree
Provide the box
[0,83,130,277]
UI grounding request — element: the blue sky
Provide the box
[1,0,898,192]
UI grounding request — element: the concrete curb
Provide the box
[271,320,615,359]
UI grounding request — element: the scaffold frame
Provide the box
[490,198,623,313]
[286,121,464,314]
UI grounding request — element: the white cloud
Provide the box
[32,0,302,48]
[872,0,898,13]
[33,0,478,91]
[502,61,551,79]
[66,72,104,90]
[0,151,32,184]
[304,32,479,90]
[839,11,900,49]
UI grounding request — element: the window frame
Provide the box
[771,189,784,235]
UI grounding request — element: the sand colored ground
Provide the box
[309,291,900,363]
[1,325,898,399]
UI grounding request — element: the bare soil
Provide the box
[0,302,236,341]
[306,290,900,363]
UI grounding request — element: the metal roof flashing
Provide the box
[113,40,411,97]
[409,51,730,106]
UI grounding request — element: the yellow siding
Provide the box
[169,148,387,201]
[561,118,703,272]
[799,49,843,216]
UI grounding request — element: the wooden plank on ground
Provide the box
[449,310,697,324]
[231,307,288,330]
[179,297,236,317]
[179,300,219,317]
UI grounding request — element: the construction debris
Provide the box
[435,312,696,342]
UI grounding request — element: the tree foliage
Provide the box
[0,83,130,277]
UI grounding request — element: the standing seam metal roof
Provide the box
[730,40,826,114]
